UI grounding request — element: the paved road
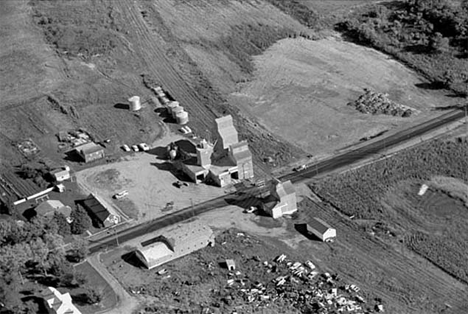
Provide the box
[281,109,465,183]
[89,108,465,253]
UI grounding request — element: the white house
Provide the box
[41,287,82,314]
[307,217,336,242]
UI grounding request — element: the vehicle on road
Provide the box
[293,164,307,172]
[121,144,131,152]
[114,190,128,199]
[132,145,139,152]
[138,143,150,151]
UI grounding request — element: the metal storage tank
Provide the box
[128,96,141,111]
[167,101,179,114]
[171,106,184,119]
[176,111,189,125]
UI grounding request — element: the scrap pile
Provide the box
[347,89,414,117]
[220,254,377,313]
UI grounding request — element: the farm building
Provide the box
[50,166,70,182]
[41,286,82,314]
[262,180,297,219]
[35,200,72,222]
[307,218,336,242]
[35,200,72,220]
[75,142,105,163]
[176,115,254,187]
[229,141,254,180]
[82,193,121,228]
[215,115,238,150]
[135,221,215,270]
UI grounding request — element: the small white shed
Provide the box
[307,217,336,242]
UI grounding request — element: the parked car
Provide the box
[174,181,189,188]
[113,190,128,199]
[121,144,131,152]
[132,145,139,152]
[138,143,150,151]
[245,206,257,214]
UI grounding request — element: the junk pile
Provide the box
[219,254,376,313]
[347,89,414,117]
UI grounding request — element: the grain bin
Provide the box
[128,96,141,111]
[176,110,189,125]
[167,101,179,114]
[171,106,184,119]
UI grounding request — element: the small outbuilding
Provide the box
[75,142,105,163]
[50,166,70,182]
[225,259,236,271]
[307,217,336,242]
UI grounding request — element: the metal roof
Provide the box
[307,217,333,235]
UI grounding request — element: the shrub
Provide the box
[70,205,91,235]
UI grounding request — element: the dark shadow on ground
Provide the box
[432,104,464,111]
[150,162,192,183]
[64,149,84,163]
[155,107,176,124]
[415,81,445,90]
[148,146,168,159]
[114,103,129,110]
[294,223,320,241]
[122,251,145,269]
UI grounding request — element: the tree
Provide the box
[67,238,89,262]
[70,205,91,235]
[82,287,103,305]
[429,32,450,53]
[53,211,71,236]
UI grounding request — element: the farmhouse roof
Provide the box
[307,217,333,235]
[82,193,118,223]
[35,200,72,218]
[41,286,82,314]
[75,142,104,155]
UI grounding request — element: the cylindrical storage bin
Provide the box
[128,96,141,111]
[171,106,184,119]
[176,111,189,125]
[167,101,179,114]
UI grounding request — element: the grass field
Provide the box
[229,36,459,155]
[310,138,468,304]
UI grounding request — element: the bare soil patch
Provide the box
[229,37,459,155]
[75,133,227,222]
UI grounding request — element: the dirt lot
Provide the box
[229,36,459,155]
[75,132,228,222]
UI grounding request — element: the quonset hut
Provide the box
[135,221,215,270]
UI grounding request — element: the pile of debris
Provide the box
[219,254,381,313]
[347,89,414,117]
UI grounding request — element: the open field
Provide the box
[310,138,468,308]
[229,37,459,155]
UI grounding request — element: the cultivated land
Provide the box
[229,37,460,155]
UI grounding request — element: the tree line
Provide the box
[337,0,468,96]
